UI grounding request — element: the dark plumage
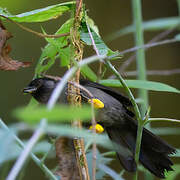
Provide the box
[23,77,176,178]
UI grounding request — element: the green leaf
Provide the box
[14,105,92,124]
[35,19,72,75]
[81,65,97,81]
[107,17,180,40]
[80,19,120,58]
[8,122,113,150]
[100,79,180,93]
[0,129,15,164]
[0,2,75,22]
[59,46,71,66]
[0,141,53,163]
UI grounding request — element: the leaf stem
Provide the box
[0,15,70,39]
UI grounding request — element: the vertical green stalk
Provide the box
[131,1,151,179]
[177,0,180,16]
[131,0,148,116]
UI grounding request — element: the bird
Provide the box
[23,77,176,178]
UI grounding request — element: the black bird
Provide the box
[23,77,176,178]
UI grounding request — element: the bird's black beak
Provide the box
[23,86,37,94]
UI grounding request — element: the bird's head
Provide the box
[23,77,57,103]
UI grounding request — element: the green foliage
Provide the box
[0,140,53,164]
[100,79,180,93]
[80,18,119,57]
[0,1,75,22]
[35,19,73,75]
[0,129,15,164]
[0,0,179,180]
[14,105,92,124]
[81,65,97,81]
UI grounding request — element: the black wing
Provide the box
[80,79,132,107]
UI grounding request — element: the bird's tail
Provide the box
[106,119,176,178]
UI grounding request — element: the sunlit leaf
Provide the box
[100,79,180,93]
[14,105,92,123]
[0,2,75,22]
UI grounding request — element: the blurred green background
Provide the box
[0,0,179,179]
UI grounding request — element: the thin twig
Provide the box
[86,20,103,82]
[106,38,180,67]
[86,20,105,180]
[145,118,180,125]
[76,0,83,18]
[124,69,180,76]
[0,15,70,38]
[119,27,177,73]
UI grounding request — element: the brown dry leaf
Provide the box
[0,20,31,71]
[55,137,80,180]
